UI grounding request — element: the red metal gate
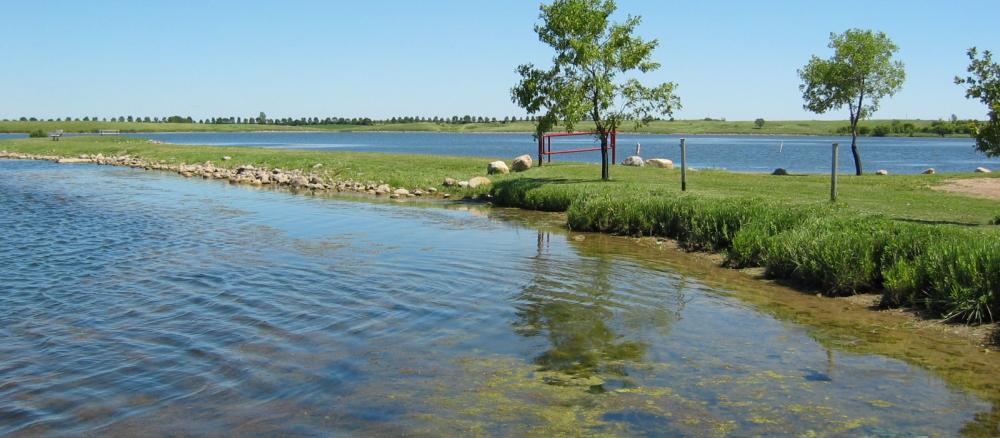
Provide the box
[537,130,617,165]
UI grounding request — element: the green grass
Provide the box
[3,135,998,322]
[0,118,964,136]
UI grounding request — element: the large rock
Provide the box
[393,188,410,196]
[771,168,789,176]
[875,169,889,176]
[512,154,533,172]
[621,156,644,167]
[487,161,510,175]
[646,158,674,169]
[975,167,992,173]
[290,175,310,187]
[922,168,936,174]
[442,177,458,186]
[468,176,491,188]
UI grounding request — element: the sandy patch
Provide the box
[933,177,1000,200]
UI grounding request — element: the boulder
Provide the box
[922,168,936,175]
[458,181,469,188]
[443,177,458,186]
[975,167,992,173]
[290,175,310,187]
[222,156,232,161]
[375,184,391,195]
[512,154,533,172]
[468,176,491,188]
[487,161,510,175]
[875,169,888,176]
[771,168,789,176]
[393,188,410,196]
[621,156,644,167]
[646,158,674,169]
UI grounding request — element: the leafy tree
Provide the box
[955,47,1000,157]
[799,29,905,175]
[512,0,680,180]
[754,118,765,129]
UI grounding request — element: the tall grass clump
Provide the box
[882,230,1000,323]
[759,215,896,294]
[491,178,584,212]
[567,194,829,252]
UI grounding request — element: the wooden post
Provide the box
[831,142,839,202]
[680,138,687,192]
[538,135,544,167]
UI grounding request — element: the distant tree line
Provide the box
[836,117,978,137]
[4,114,536,126]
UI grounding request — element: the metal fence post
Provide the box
[831,143,839,202]
[680,138,687,192]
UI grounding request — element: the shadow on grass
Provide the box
[893,217,983,227]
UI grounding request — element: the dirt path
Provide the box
[933,177,1000,200]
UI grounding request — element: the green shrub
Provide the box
[28,129,45,138]
[883,231,1000,323]
[760,216,895,294]
[992,215,1000,225]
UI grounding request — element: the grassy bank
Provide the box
[2,135,998,322]
[0,119,964,137]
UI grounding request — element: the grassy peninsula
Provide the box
[0,118,967,137]
[2,135,998,323]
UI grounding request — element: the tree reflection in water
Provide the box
[512,231,681,382]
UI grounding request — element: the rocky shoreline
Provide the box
[0,150,475,201]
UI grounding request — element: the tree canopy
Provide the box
[511,0,680,180]
[799,29,905,175]
[955,47,1000,157]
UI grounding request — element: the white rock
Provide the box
[621,156,644,167]
[876,169,888,176]
[512,154,533,172]
[222,156,232,161]
[975,167,992,173]
[646,158,674,169]
[443,177,458,186]
[393,188,410,196]
[922,168,936,174]
[487,161,510,175]
[468,176,491,188]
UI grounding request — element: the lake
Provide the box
[124,131,999,174]
[1,159,996,436]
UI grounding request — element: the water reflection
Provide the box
[513,231,682,383]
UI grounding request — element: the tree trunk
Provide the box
[600,132,609,180]
[850,130,863,175]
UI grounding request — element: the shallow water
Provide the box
[126,131,999,174]
[0,159,996,436]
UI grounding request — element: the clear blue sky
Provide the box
[2,0,997,121]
